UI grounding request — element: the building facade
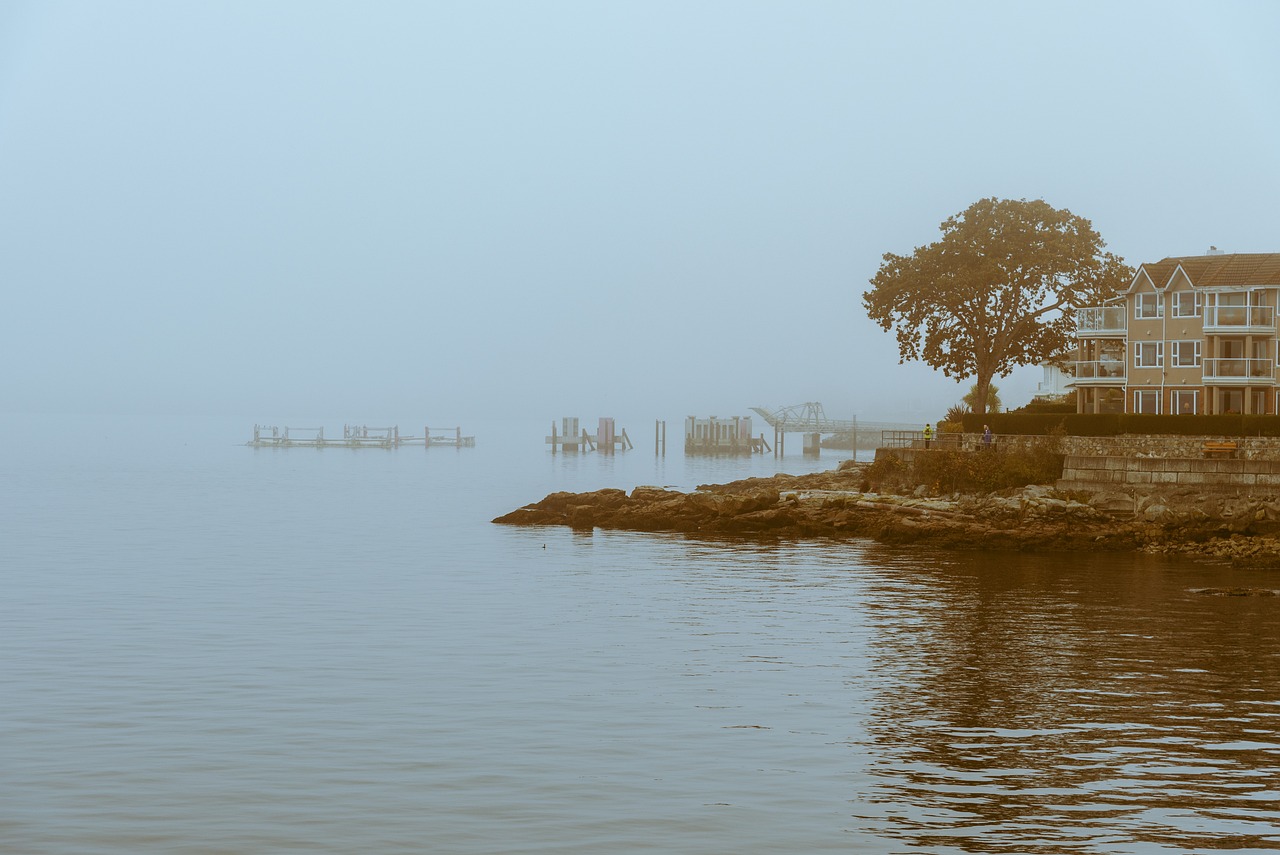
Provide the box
[1073,251,1280,415]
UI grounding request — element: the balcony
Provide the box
[1202,357,1276,385]
[1075,306,1127,337]
[1071,360,1126,385]
[1203,305,1276,334]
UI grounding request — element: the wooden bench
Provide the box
[1202,440,1239,458]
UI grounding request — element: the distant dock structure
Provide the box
[546,417,633,454]
[750,402,854,457]
[249,424,475,449]
[684,415,769,455]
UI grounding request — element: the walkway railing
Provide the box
[881,431,1007,451]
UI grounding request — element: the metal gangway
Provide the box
[750,402,921,456]
[750,402,855,456]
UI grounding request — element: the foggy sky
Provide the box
[3,1,1278,426]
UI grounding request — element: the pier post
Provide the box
[803,432,820,456]
[456,427,461,449]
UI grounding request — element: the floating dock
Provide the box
[248,424,475,449]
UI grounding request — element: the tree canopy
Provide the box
[862,197,1132,415]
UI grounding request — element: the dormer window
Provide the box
[1135,293,1163,319]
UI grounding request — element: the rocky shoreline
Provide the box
[493,462,1280,570]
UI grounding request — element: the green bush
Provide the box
[866,434,1065,495]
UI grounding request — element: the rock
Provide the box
[492,467,1280,562]
[1143,503,1169,522]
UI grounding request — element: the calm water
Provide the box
[2,416,1278,854]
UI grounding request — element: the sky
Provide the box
[2,1,1278,427]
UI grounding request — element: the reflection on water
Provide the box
[3,419,1278,853]
[854,549,1280,852]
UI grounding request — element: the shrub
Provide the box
[866,434,1065,495]
[957,412,1280,437]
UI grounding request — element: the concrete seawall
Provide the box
[1058,455,1280,493]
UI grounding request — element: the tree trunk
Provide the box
[974,368,995,416]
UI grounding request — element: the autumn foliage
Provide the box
[863,198,1132,416]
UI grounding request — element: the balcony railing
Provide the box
[1203,305,1275,330]
[1202,357,1276,382]
[1073,360,1126,382]
[1075,306,1127,335]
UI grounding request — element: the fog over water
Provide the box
[5,8,1280,851]
[3,418,1279,853]
[2,2,1279,424]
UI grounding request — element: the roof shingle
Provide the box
[1141,253,1280,289]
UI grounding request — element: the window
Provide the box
[1133,390,1160,414]
[1172,390,1199,415]
[1133,341,1163,368]
[1173,291,1201,318]
[1135,293,1163,319]
[1171,340,1201,367]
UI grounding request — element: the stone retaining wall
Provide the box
[1058,435,1280,460]
[1057,455,1280,494]
[878,434,1280,495]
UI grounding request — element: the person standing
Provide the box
[922,423,933,449]
[982,424,992,450]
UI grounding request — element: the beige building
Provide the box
[1073,251,1280,415]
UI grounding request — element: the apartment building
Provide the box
[1073,251,1280,415]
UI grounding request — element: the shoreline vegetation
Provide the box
[493,454,1280,574]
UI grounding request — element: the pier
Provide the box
[547,417,633,454]
[750,402,854,457]
[248,424,475,449]
[684,415,770,455]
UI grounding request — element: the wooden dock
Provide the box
[546,417,633,454]
[248,424,475,449]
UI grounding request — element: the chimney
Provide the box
[1206,245,1224,255]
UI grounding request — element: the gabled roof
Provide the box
[1134,252,1280,291]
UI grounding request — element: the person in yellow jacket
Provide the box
[922,423,933,449]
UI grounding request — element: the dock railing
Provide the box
[881,430,1004,451]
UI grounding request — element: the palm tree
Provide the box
[963,382,1001,414]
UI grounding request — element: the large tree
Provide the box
[863,197,1132,416]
